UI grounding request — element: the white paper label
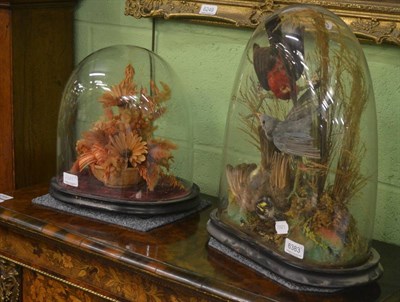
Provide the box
[63,172,79,187]
[0,193,13,203]
[325,21,333,30]
[284,238,304,259]
[199,4,218,15]
[275,221,289,234]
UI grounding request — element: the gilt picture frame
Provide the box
[125,0,400,46]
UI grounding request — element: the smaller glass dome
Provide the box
[51,45,198,215]
[208,5,382,289]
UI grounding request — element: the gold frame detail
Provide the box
[0,258,20,302]
[0,255,119,302]
[125,0,400,46]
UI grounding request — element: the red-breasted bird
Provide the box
[253,15,305,104]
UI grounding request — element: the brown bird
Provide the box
[225,163,269,212]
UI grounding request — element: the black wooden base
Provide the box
[50,177,200,216]
[207,209,383,290]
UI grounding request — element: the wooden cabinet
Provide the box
[0,0,75,191]
[0,185,399,301]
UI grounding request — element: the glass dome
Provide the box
[51,45,199,215]
[208,5,382,289]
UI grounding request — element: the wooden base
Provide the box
[207,209,383,290]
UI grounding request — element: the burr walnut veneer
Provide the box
[0,184,399,301]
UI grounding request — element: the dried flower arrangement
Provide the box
[70,64,181,191]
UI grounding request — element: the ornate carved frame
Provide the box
[125,0,400,46]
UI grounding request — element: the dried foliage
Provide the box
[71,64,179,190]
[224,10,372,265]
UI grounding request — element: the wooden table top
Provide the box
[0,184,399,302]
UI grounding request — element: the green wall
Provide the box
[74,0,400,246]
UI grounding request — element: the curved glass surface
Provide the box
[53,45,195,208]
[218,5,378,269]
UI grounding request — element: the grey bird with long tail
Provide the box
[257,87,321,159]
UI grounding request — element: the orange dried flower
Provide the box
[98,64,137,108]
[108,132,148,167]
[71,63,179,191]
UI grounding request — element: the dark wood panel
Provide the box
[0,10,15,191]
[11,4,74,188]
[0,0,75,191]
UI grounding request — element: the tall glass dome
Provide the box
[51,45,199,215]
[208,5,382,289]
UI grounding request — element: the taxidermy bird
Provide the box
[225,163,269,212]
[255,196,276,221]
[253,15,305,103]
[257,87,321,159]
